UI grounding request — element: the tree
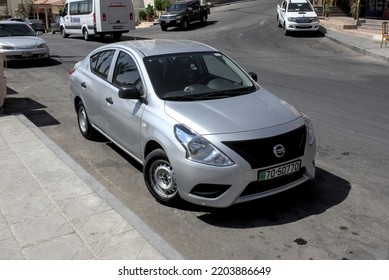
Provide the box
[16,0,35,19]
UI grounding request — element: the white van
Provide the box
[59,0,135,41]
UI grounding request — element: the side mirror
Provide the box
[118,85,141,99]
[248,72,258,82]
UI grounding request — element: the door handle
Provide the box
[106,97,113,104]
[81,82,86,88]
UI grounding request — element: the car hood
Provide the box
[287,11,317,18]
[164,88,302,135]
[0,36,43,48]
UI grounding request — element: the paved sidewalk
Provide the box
[0,114,183,260]
[319,16,389,63]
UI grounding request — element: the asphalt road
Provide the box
[4,0,389,259]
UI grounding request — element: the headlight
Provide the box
[288,17,297,22]
[311,17,319,23]
[301,113,315,145]
[0,45,14,50]
[175,124,234,167]
[37,43,48,49]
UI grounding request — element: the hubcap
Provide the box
[78,107,87,133]
[151,161,177,198]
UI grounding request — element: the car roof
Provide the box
[107,39,217,57]
[0,21,29,26]
[288,0,310,3]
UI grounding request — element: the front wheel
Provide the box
[143,149,182,206]
[283,25,289,36]
[200,14,207,25]
[180,19,189,30]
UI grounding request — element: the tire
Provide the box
[61,27,69,38]
[200,14,207,25]
[283,24,289,36]
[77,101,97,140]
[113,33,121,41]
[180,19,189,30]
[83,28,90,41]
[143,149,182,206]
[161,25,167,31]
[277,15,282,27]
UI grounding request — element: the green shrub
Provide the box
[155,0,171,11]
[138,10,146,21]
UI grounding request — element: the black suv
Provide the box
[24,19,45,33]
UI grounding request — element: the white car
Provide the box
[277,0,320,35]
[68,39,316,208]
[0,21,50,62]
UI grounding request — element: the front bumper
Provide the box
[169,121,316,208]
[285,21,320,32]
[2,49,50,62]
[159,17,182,28]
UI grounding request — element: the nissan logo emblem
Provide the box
[273,144,285,158]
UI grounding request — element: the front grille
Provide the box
[222,125,306,169]
[240,168,305,197]
[296,18,313,23]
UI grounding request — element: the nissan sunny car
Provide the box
[0,21,50,62]
[68,39,316,208]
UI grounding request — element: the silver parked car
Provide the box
[68,39,316,208]
[0,21,50,62]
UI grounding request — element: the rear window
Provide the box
[90,50,115,80]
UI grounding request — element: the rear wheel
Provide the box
[61,27,69,38]
[83,28,90,41]
[143,149,182,206]
[77,101,97,140]
[113,33,121,41]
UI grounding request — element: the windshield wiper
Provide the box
[163,95,202,101]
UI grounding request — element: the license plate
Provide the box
[258,160,301,181]
[22,52,33,57]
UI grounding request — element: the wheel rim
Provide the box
[150,159,177,198]
[78,106,88,134]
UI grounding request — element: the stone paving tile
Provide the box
[22,233,95,260]
[0,210,24,260]
[0,116,175,259]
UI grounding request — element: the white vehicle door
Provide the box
[104,50,145,158]
[280,0,287,23]
[81,49,116,131]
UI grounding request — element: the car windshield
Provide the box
[288,3,313,12]
[0,23,36,37]
[167,3,187,12]
[144,52,257,101]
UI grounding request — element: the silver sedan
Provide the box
[68,39,316,208]
[0,21,50,62]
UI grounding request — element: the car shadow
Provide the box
[285,30,325,38]
[4,58,61,69]
[158,20,217,32]
[179,167,351,228]
[3,89,60,127]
